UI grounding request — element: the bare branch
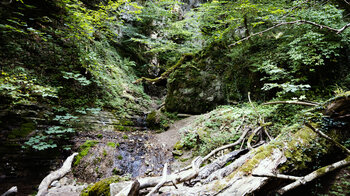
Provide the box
[229,20,350,47]
[247,127,263,150]
[176,128,250,173]
[305,123,350,155]
[146,163,168,196]
[252,173,300,181]
[263,101,318,106]
[278,156,350,194]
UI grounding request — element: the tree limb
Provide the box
[229,20,350,47]
[262,101,318,106]
[252,173,300,181]
[146,163,168,196]
[37,153,78,196]
[305,123,350,155]
[1,186,17,196]
[176,128,250,173]
[277,156,350,195]
[247,127,263,150]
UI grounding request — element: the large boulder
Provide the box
[166,63,225,114]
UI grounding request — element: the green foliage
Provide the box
[61,71,91,86]
[0,70,58,104]
[24,136,57,151]
[179,104,279,155]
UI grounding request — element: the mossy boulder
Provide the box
[165,41,259,114]
[166,63,226,114]
[8,122,36,139]
[146,110,170,131]
[80,176,128,196]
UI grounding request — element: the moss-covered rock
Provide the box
[80,176,128,196]
[8,122,36,139]
[146,110,171,131]
[166,62,226,114]
[74,140,99,166]
[165,42,260,114]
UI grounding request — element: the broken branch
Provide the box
[252,173,300,181]
[176,128,250,173]
[146,163,168,196]
[278,156,350,194]
[263,101,318,106]
[305,123,350,155]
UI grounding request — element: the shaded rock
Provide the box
[165,64,226,114]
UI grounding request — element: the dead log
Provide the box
[113,94,350,195]
[197,149,248,180]
[115,180,140,196]
[37,153,78,196]
[277,156,350,194]
[1,186,17,196]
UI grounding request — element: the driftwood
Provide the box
[37,153,78,196]
[176,128,250,174]
[197,149,248,180]
[1,186,17,196]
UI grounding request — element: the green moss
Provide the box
[107,142,116,148]
[117,155,123,160]
[119,119,134,126]
[9,122,35,139]
[174,141,184,150]
[122,134,128,139]
[146,111,157,128]
[97,134,103,138]
[80,176,129,196]
[74,140,99,166]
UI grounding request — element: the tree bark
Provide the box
[37,153,78,196]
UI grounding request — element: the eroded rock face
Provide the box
[72,131,173,183]
[166,63,225,114]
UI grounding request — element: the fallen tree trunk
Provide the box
[37,153,78,196]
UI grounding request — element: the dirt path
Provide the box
[152,115,198,151]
